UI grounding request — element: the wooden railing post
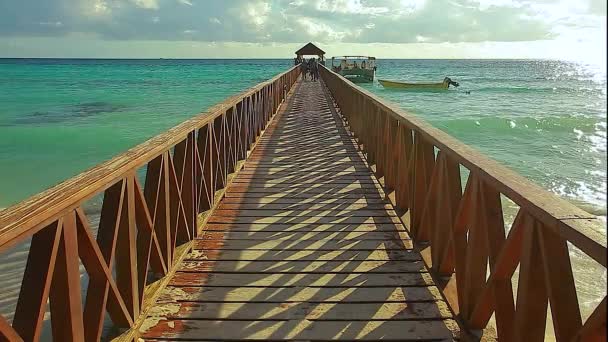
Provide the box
[12,221,62,341]
[196,124,213,213]
[395,124,413,212]
[374,109,387,178]
[114,176,140,320]
[49,211,85,341]
[409,132,435,238]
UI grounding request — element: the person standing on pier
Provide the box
[312,58,320,81]
[307,58,318,81]
[300,58,308,80]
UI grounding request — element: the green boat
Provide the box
[331,56,376,83]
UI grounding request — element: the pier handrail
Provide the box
[320,65,606,341]
[0,66,300,341]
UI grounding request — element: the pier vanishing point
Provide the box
[0,55,606,341]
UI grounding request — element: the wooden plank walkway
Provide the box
[139,78,460,340]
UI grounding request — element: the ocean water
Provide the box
[0,59,606,336]
[365,59,607,333]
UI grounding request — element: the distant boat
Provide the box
[331,56,376,83]
[379,77,459,89]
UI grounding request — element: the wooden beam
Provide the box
[12,220,62,341]
[0,315,22,342]
[49,211,85,341]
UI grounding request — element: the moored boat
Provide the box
[331,56,376,83]
[379,77,459,89]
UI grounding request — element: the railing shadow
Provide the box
[140,77,459,340]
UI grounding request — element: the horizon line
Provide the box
[0,57,576,61]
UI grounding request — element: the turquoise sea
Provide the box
[0,59,606,336]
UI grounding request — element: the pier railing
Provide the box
[0,66,299,341]
[320,65,607,341]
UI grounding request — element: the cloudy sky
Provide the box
[0,0,605,61]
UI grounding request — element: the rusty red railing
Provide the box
[0,66,300,341]
[320,65,606,341]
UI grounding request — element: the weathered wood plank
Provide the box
[192,239,413,250]
[234,166,371,173]
[220,197,389,205]
[147,301,453,320]
[225,187,382,195]
[198,231,409,241]
[206,216,399,224]
[179,260,425,273]
[217,202,390,210]
[169,272,435,287]
[233,173,377,179]
[187,249,422,261]
[211,209,398,217]
[140,319,459,340]
[155,286,443,303]
[228,183,380,190]
[202,222,406,232]
[224,192,384,199]
[235,170,375,177]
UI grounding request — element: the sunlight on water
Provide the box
[0,59,605,337]
[364,59,607,336]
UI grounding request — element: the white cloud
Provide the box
[39,21,63,27]
[238,1,272,29]
[177,0,193,6]
[468,0,524,11]
[399,0,427,13]
[315,0,390,15]
[296,17,347,40]
[91,0,111,15]
[132,0,159,10]
[0,0,605,57]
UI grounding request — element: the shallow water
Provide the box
[0,59,605,335]
[366,59,606,220]
[364,59,607,331]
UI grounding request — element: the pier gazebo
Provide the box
[295,42,325,65]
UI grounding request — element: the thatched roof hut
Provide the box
[295,42,325,61]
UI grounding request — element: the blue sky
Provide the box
[0,0,605,62]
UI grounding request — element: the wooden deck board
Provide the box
[198,231,410,240]
[140,320,459,340]
[155,286,444,303]
[191,239,414,250]
[178,260,426,273]
[146,301,453,320]
[139,78,459,340]
[200,223,408,232]
[186,249,422,261]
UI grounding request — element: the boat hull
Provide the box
[378,79,448,89]
[339,69,374,83]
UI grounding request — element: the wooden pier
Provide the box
[138,78,458,340]
[0,64,605,341]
